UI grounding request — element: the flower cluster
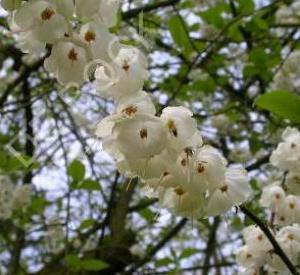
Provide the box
[236,128,300,274]
[275,1,300,25]
[0,175,32,219]
[94,31,250,220]
[272,50,300,93]
[5,0,120,85]
[236,224,300,274]
[2,0,251,220]
[259,128,300,225]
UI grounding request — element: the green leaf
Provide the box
[155,257,173,267]
[139,208,156,222]
[79,219,96,230]
[180,248,198,259]
[81,259,109,271]
[65,255,109,271]
[68,160,85,182]
[168,15,192,55]
[199,3,228,28]
[77,179,101,191]
[65,255,82,270]
[237,0,254,14]
[256,91,300,123]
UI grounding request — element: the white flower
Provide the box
[12,0,69,54]
[275,5,294,24]
[242,225,272,252]
[44,41,88,85]
[259,183,285,212]
[118,149,174,180]
[276,195,300,224]
[116,91,156,117]
[79,22,118,62]
[276,224,300,255]
[75,0,120,27]
[191,145,227,194]
[159,186,207,219]
[270,127,300,173]
[266,237,296,272]
[16,32,46,56]
[112,114,167,160]
[12,185,32,210]
[285,172,300,195]
[236,245,265,268]
[0,175,14,219]
[95,47,148,100]
[206,166,250,216]
[129,244,145,258]
[95,92,155,138]
[160,106,199,152]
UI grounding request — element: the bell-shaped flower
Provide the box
[191,145,227,194]
[159,186,207,219]
[236,245,266,269]
[276,195,300,224]
[75,0,119,27]
[242,225,272,252]
[160,106,199,152]
[116,91,156,117]
[44,41,88,85]
[12,0,70,54]
[276,225,300,255]
[95,47,148,100]
[286,172,300,195]
[112,114,167,160]
[117,149,174,180]
[206,166,250,216]
[259,183,285,212]
[79,22,119,62]
[266,237,297,272]
[95,91,156,139]
[270,127,300,173]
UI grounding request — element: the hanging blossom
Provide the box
[5,0,120,85]
[0,175,32,220]
[4,0,251,219]
[259,128,300,226]
[236,224,300,275]
[236,128,300,274]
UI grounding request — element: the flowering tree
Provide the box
[0,0,300,274]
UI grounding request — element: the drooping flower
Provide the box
[260,183,286,212]
[75,0,120,27]
[270,127,300,173]
[112,114,167,160]
[44,41,88,85]
[95,47,148,100]
[12,0,71,54]
[160,106,199,152]
[206,166,250,216]
[276,195,300,225]
[79,22,119,62]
